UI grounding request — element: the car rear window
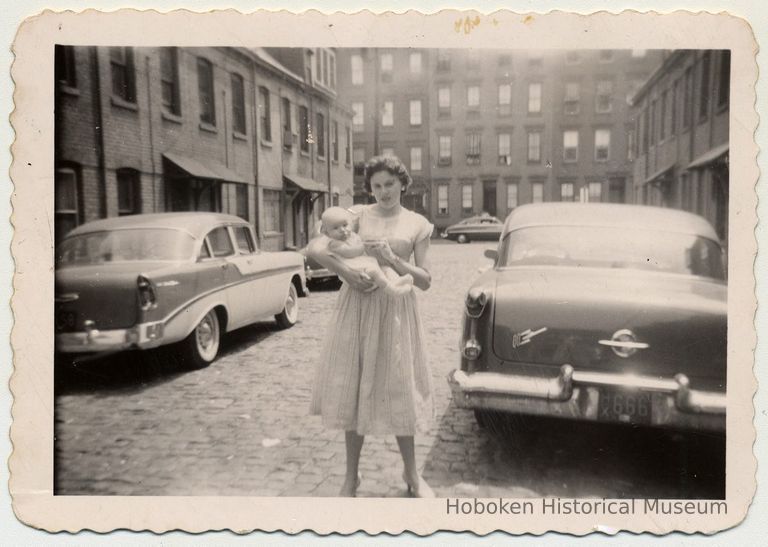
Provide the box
[57,228,196,266]
[498,226,725,280]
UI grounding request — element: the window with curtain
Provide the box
[259,87,271,141]
[197,57,215,125]
[231,73,246,135]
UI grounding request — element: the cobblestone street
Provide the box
[55,241,724,498]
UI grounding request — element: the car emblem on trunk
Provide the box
[599,329,649,358]
[512,327,547,349]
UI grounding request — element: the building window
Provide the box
[699,52,712,121]
[330,54,336,89]
[595,80,614,113]
[410,146,422,172]
[671,81,679,136]
[718,50,730,107]
[631,49,647,57]
[345,126,351,164]
[409,52,422,75]
[467,50,480,70]
[594,129,611,161]
[528,83,542,113]
[231,73,246,135]
[235,184,248,220]
[498,133,511,165]
[438,135,452,166]
[627,128,635,161]
[55,45,77,88]
[117,168,140,216]
[609,178,626,203]
[197,57,215,125]
[560,182,574,201]
[660,89,668,141]
[381,101,394,126]
[409,100,422,126]
[263,189,282,233]
[55,167,80,244]
[462,184,473,214]
[599,50,614,63]
[353,147,365,176]
[563,130,579,162]
[110,47,136,103]
[316,112,326,157]
[649,99,657,146]
[352,102,364,131]
[565,51,580,64]
[527,131,541,163]
[589,182,603,202]
[259,87,271,142]
[564,82,580,115]
[498,84,512,116]
[159,48,180,115]
[507,182,518,209]
[299,105,309,153]
[466,132,481,165]
[380,53,393,82]
[351,54,364,85]
[438,86,451,116]
[437,184,449,215]
[331,121,339,161]
[467,85,480,109]
[281,97,292,150]
[683,66,693,129]
[437,50,451,72]
[531,182,544,203]
[381,146,394,157]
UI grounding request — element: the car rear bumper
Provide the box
[305,266,338,282]
[56,321,166,353]
[447,365,725,432]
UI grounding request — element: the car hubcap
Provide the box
[196,311,219,360]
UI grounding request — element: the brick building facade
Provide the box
[631,49,730,245]
[334,48,662,232]
[54,46,353,251]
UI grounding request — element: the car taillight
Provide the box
[137,275,157,310]
[465,287,488,318]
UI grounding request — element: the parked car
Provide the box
[441,215,503,243]
[303,253,341,288]
[448,203,726,434]
[55,212,307,369]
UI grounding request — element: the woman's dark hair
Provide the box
[363,155,412,193]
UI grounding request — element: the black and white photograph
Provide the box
[9,9,758,535]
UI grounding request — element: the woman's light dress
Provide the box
[310,205,435,435]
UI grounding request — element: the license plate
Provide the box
[56,310,77,332]
[597,390,652,425]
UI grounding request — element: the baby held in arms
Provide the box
[321,207,414,296]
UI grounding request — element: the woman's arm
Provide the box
[369,238,432,291]
[306,237,376,291]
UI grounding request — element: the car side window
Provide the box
[234,226,256,254]
[198,241,211,260]
[206,226,235,258]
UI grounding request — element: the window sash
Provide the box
[316,113,326,156]
[299,106,309,152]
[332,121,339,161]
[409,52,422,74]
[231,73,246,134]
[560,182,574,201]
[589,182,603,201]
[345,126,351,164]
[117,170,139,215]
[467,86,480,108]
[437,185,449,214]
[352,102,364,128]
[410,147,422,171]
[263,190,282,232]
[507,183,518,209]
[595,81,614,113]
[160,48,180,114]
[381,101,394,126]
[498,133,511,157]
[532,182,544,203]
[259,87,271,141]
[351,55,364,85]
[462,184,473,211]
[55,45,77,87]
[528,83,542,113]
[527,132,541,162]
[595,129,611,160]
[563,131,579,161]
[111,47,136,102]
[409,100,422,125]
[438,136,452,162]
[197,58,216,125]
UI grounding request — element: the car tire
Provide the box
[457,234,469,244]
[275,283,299,329]
[180,309,221,370]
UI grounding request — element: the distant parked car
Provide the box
[55,212,307,369]
[303,252,341,288]
[441,215,503,243]
[448,203,726,434]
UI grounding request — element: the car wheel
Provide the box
[457,234,469,244]
[181,309,220,369]
[275,283,299,329]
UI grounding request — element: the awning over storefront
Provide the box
[163,152,248,184]
[643,163,675,186]
[687,143,729,170]
[283,174,328,193]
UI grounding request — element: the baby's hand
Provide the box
[364,240,398,264]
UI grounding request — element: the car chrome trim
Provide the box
[56,321,165,353]
[598,340,650,349]
[55,293,80,302]
[448,367,726,415]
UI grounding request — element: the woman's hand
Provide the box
[341,270,377,292]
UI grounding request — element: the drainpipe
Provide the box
[90,47,108,218]
[144,55,157,212]
[250,57,260,240]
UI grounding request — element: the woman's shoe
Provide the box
[338,473,363,497]
[402,472,435,498]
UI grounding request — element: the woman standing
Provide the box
[308,156,435,497]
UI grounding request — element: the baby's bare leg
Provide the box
[366,266,412,296]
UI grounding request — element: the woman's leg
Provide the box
[339,430,365,496]
[396,435,435,497]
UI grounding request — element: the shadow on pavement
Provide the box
[422,401,725,499]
